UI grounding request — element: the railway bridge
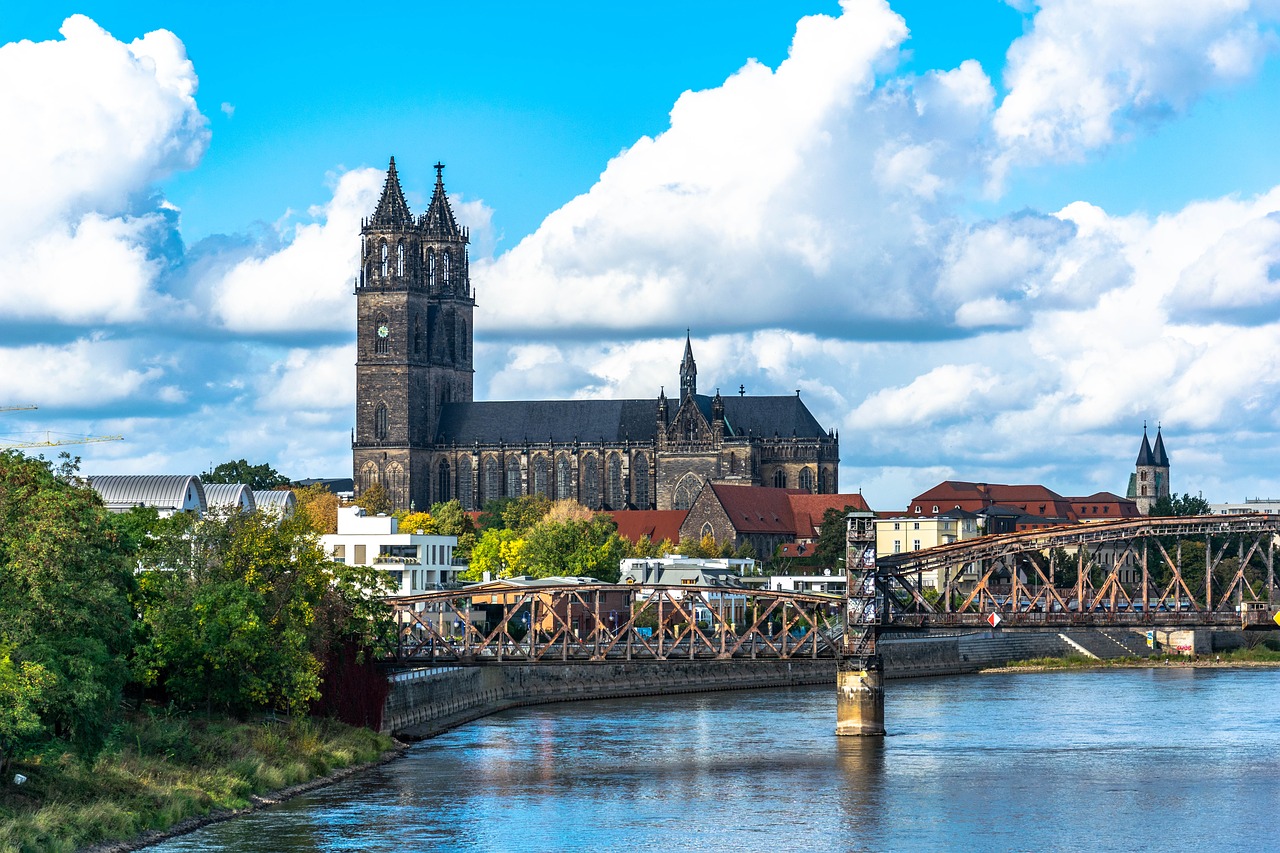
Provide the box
[383,514,1280,735]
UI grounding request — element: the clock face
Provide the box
[377,324,389,338]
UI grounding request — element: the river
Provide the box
[149,667,1280,852]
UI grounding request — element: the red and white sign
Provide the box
[987,613,1002,627]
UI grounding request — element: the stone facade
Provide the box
[353,160,839,512]
[1126,425,1171,515]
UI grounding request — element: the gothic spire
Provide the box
[1136,423,1154,466]
[422,161,462,237]
[1152,425,1169,467]
[679,330,697,399]
[370,156,413,226]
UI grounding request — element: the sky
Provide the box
[3,0,1280,510]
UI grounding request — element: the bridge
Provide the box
[383,514,1280,736]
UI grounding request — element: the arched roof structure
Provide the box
[204,483,257,514]
[253,489,296,519]
[88,475,207,516]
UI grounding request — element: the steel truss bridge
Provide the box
[385,515,1280,667]
[386,583,845,664]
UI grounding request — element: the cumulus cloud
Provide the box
[0,15,207,326]
[993,0,1280,176]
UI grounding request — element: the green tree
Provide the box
[813,506,854,569]
[0,639,53,776]
[476,494,551,534]
[294,482,340,535]
[394,510,437,534]
[464,528,529,580]
[0,450,135,753]
[355,481,392,516]
[429,499,477,559]
[131,510,390,715]
[201,458,290,490]
[1150,492,1212,517]
[522,515,627,582]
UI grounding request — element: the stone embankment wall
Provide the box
[386,659,834,738]
[382,628,1240,738]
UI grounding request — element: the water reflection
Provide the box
[148,670,1280,853]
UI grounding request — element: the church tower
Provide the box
[353,159,474,511]
[1128,423,1170,515]
[679,330,697,400]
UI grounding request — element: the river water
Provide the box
[149,667,1280,852]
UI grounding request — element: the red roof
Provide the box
[709,484,801,534]
[605,510,687,544]
[909,481,1074,519]
[1065,492,1141,521]
[786,493,872,541]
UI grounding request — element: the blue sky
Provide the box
[3,0,1280,509]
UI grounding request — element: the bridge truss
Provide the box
[872,514,1280,629]
[385,583,844,664]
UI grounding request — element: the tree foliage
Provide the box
[1150,492,1212,517]
[464,528,529,580]
[813,506,854,568]
[355,481,392,516]
[0,450,135,753]
[0,639,53,776]
[201,459,290,490]
[294,483,340,535]
[130,510,391,716]
[394,510,437,535]
[429,499,477,559]
[477,495,551,533]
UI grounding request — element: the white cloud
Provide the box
[993,0,1280,176]
[208,168,382,332]
[0,338,165,407]
[0,15,207,325]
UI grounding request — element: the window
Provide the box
[442,250,451,286]
[773,470,787,488]
[397,242,404,276]
[380,243,388,278]
[506,456,521,497]
[581,455,599,509]
[414,315,422,355]
[533,456,549,497]
[607,454,623,509]
[799,468,814,491]
[457,456,473,510]
[436,459,451,503]
[701,522,714,538]
[932,505,938,513]
[633,454,648,509]
[374,404,388,440]
[913,522,920,530]
[332,544,346,563]
[672,472,700,511]
[914,505,921,513]
[428,249,436,288]
[354,544,366,564]
[913,540,921,550]
[556,455,572,500]
[484,457,499,502]
[893,522,900,530]
[893,540,902,553]
[1140,471,1147,481]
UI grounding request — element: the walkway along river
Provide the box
[148,666,1280,852]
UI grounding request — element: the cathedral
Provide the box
[352,159,840,512]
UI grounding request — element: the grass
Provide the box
[1001,644,1280,671]
[0,711,394,853]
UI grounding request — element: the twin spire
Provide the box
[368,156,463,238]
[1136,423,1170,467]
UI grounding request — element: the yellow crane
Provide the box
[2,432,124,449]
[1,406,124,449]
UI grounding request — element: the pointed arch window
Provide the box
[633,455,648,510]
[374,403,388,440]
[437,459,452,504]
[428,249,436,288]
[457,457,474,511]
[386,462,406,509]
[773,470,787,488]
[507,456,522,497]
[606,454,623,509]
[556,455,572,500]
[581,455,599,509]
[484,457,499,503]
[380,243,388,278]
[533,456,549,497]
[414,315,422,355]
[442,251,452,287]
[818,467,829,494]
[397,242,405,276]
[799,468,814,491]
[673,473,700,511]
[374,314,389,354]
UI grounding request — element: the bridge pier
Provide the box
[835,656,885,737]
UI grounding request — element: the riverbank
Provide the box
[985,646,1280,674]
[0,711,395,853]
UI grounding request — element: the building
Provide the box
[875,511,981,588]
[321,506,460,595]
[1126,424,1171,515]
[464,576,633,636]
[351,159,839,513]
[907,481,1139,524]
[604,509,688,548]
[1209,498,1280,515]
[203,483,255,515]
[253,489,297,519]
[618,555,752,627]
[89,474,207,516]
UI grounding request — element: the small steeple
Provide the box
[1136,423,1154,466]
[422,161,462,237]
[679,330,697,399]
[370,156,413,226]
[1152,424,1169,467]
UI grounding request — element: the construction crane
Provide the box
[1,432,124,449]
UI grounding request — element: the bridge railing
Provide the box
[384,582,846,664]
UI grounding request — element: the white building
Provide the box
[89,475,207,517]
[321,506,460,595]
[1209,498,1280,515]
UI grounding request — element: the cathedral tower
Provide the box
[353,159,474,511]
[1128,423,1170,515]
